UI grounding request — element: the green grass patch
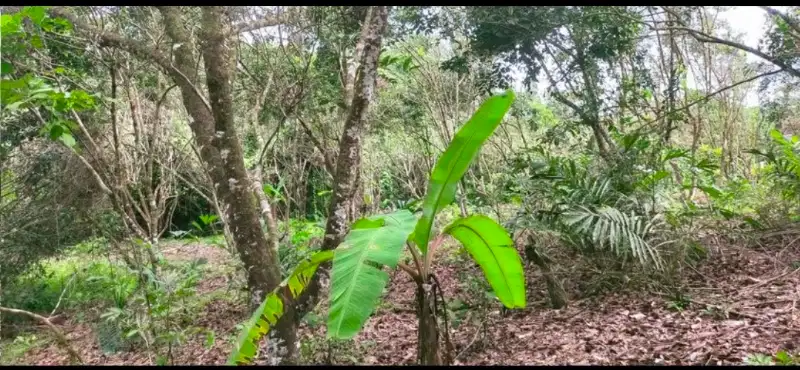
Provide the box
[0,333,47,364]
[4,255,137,316]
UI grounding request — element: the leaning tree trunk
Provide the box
[416,282,442,365]
[44,5,289,359]
[524,238,567,309]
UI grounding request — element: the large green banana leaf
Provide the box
[327,209,416,339]
[444,215,526,308]
[412,90,516,254]
[228,250,334,365]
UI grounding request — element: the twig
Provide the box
[453,317,486,362]
[50,272,77,317]
[744,267,800,291]
[0,306,83,364]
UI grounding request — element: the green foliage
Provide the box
[97,257,208,361]
[745,353,775,365]
[2,254,137,316]
[443,215,526,308]
[0,333,45,364]
[464,6,641,94]
[275,218,325,276]
[413,89,516,253]
[564,206,666,268]
[327,210,416,339]
[509,145,679,271]
[190,214,220,235]
[229,250,334,365]
[749,129,800,200]
[2,6,94,150]
[744,350,800,366]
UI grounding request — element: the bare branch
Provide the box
[635,68,784,132]
[230,11,292,37]
[294,113,336,175]
[0,306,83,364]
[660,7,800,79]
[48,7,214,113]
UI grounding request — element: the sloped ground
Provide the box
[17,237,800,365]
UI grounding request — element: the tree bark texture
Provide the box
[282,5,390,362]
[524,243,567,309]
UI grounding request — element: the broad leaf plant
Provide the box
[229,90,526,365]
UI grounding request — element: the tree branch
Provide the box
[635,68,784,133]
[231,16,283,37]
[659,7,800,79]
[48,7,213,113]
[760,6,800,37]
[294,113,336,175]
[0,306,83,364]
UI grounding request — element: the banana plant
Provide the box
[228,250,334,365]
[326,89,525,364]
[228,90,526,365]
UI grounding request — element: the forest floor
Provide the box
[9,234,800,365]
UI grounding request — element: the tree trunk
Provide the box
[251,167,279,256]
[416,283,441,365]
[524,242,566,309]
[157,6,289,356]
[289,5,389,348]
[44,6,290,359]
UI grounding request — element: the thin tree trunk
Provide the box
[157,6,282,307]
[525,244,566,309]
[287,5,389,362]
[251,167,279,256]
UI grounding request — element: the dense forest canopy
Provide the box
[1,5,800,366]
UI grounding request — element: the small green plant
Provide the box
[191,214,220,236]
[0,333,43,364]
[98,258,206,363]
[277,219,325,275]
[229,90,527,365]
[744,350,800,365]
[665,292,691,312]
[700,304,728,320]
[745,353,776,365]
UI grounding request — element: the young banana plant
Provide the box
[228,90,526,365]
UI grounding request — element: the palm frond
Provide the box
[563,205,665,269]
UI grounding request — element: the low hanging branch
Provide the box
[659,7,800,79]
[0,306,83,364]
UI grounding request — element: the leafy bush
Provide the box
[97,257,208,361]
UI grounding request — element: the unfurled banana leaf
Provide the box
[327,209,416,339]
[413,90,516,253]
[444,215,526,308]
[228,250,334,365]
